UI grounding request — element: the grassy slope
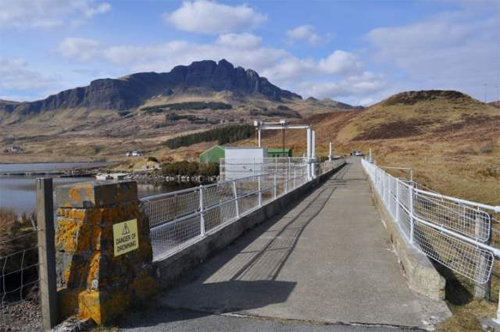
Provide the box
[255,91,500,205]
[0,91,343,164]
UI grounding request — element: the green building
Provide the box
[199,145,226,163]
[267,148,292,158]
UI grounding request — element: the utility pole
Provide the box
[483,84,487,103]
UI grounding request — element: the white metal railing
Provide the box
[142,158,345,260]
[220,157,308,181]
[361,158,500,285]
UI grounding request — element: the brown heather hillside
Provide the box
[253,90,500,205]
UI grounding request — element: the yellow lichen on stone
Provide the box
[69,187,82,202]
[56,181,156,326]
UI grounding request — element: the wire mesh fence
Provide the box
[142,158,345,260]
[220,157,308,181]
[361,158,499,285]
[0,221,41,332]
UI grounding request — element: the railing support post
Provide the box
[199,185,205,237]
[233,181,240,218]
[396,182,400,223]
[36,178,58,331]
[475,210,491,299]
[258,176,262,207]
[285,168,289,193]
[273,174,277,199]
[409,185,415,243]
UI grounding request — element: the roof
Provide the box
[200,145,225,154]
[267,148,291,152]
[224,146,265,150]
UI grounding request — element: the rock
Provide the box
[53,317,96,332]
[9,59,302,114]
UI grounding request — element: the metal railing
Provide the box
[220,157,308,181]
[1,179,58,331]
[142,158,345,260]
[361,158,500,285]
[0,226,41,331]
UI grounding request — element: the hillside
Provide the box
[2,59,300,117]
[255,90,500,205]
[0,59,359,164]
[490,100,500,108]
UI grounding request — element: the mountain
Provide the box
[5,60,302,116]
[258,89,500,205]
[305,97,363,110]
[489,100,500,108]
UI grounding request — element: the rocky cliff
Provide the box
[8,59,301,114]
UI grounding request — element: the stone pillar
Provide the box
[55,181,157,325]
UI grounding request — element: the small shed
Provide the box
[267,148,292,158]
[200,145,226,164]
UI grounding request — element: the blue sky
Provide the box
[0,0,499,106]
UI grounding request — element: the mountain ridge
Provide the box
[3,59,302,115]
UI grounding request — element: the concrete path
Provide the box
[121,159,449,331]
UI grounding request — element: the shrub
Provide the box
[147,156,159,163]
[165,124,254,149]
[161,161,219,177]
[0,209,38,302]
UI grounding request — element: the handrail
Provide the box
[143,158,345,260]
[361,158,498,285]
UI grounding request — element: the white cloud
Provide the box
[55,35,386,102]
[163,0,267,34]
[299,72,387,100]
[318,51,363,76]
[0,57,57,91]
[0,0,111,29]
[286,25,328,46]
[366,10,500,100]
[57,38,102,62]
[216,33,262,49]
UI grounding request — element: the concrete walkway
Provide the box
[122,159,449,331]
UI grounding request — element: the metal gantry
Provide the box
[254,120,317,180]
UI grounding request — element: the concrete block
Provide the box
[55,180,157,325]
[56,181,138,209]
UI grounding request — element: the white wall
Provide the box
[223,147,266,180]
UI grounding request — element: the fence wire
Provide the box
[0,228,41,332]
[362,158,498,285]
[143,158,345,260]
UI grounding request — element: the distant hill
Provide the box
[4,59,302,116]
[259,89,500,205]
[335,90,497,141]
[305,97,363,110]
[489,100,500,108]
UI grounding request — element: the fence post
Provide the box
[285,168,289,193]
[396,182,400,223]
[233,181,240,218]
[199,186,205,237]
[409,185,415,243]
[258,176,262,207]
[474,210,491,299]
[36,178,58,331]
[293,169,296,189]
[273,174,277,199]
[288,157,291,180]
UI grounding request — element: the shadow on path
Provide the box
[120,164,351,329]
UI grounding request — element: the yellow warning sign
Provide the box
[113,219,139,257]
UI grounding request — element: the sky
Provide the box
[0,0,499,106]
